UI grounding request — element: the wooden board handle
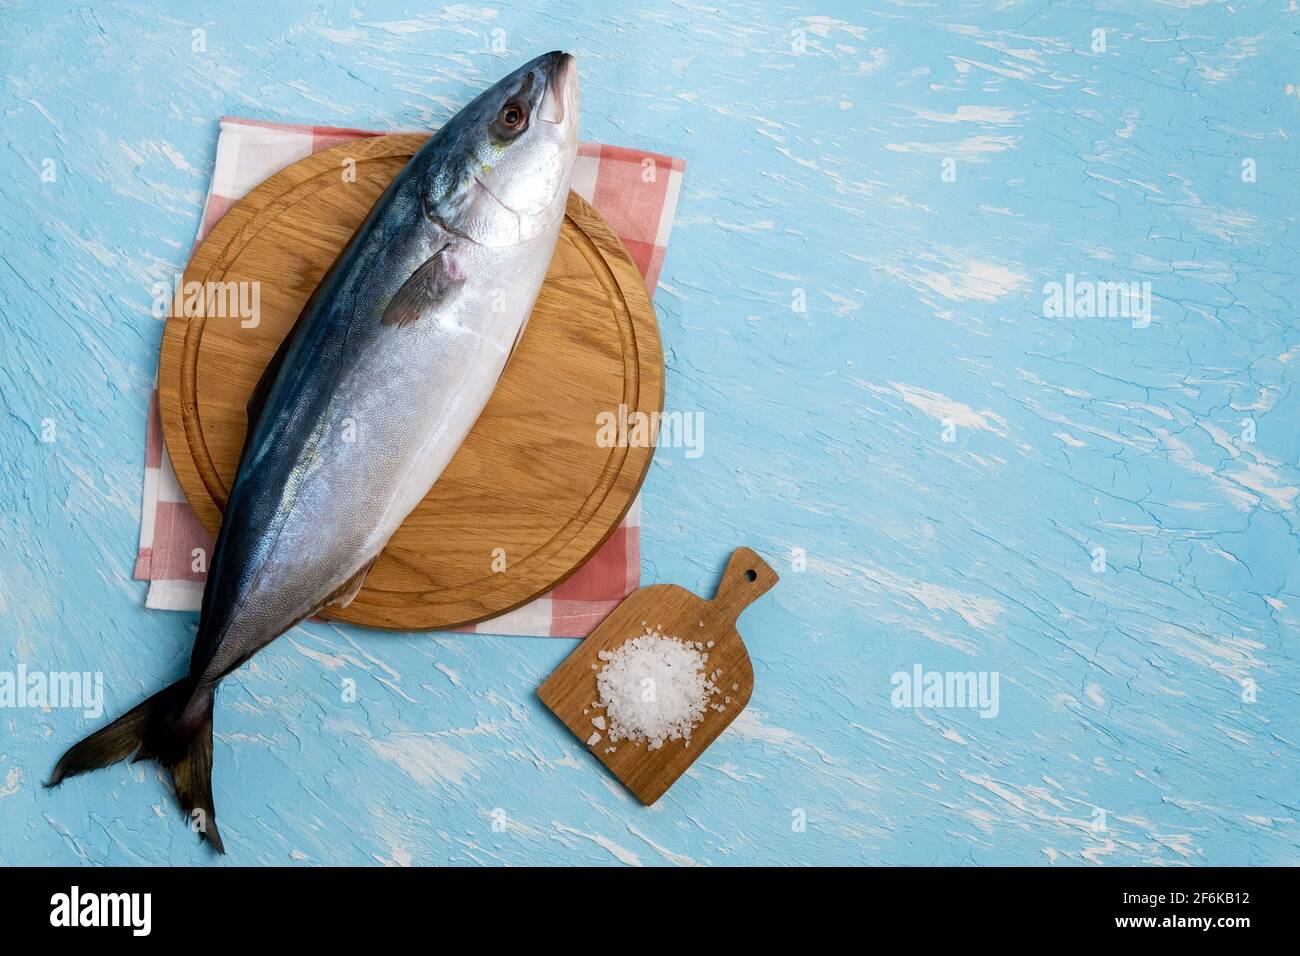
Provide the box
[711,547,779,621]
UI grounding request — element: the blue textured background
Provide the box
[2,1,1298,865]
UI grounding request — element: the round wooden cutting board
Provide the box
[159,133,663,631]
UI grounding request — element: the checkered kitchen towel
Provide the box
[134,117,685,637]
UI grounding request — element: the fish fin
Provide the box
[327,556,377,609]
[245,331,294,435]
[381,248,461,327]
[494,316,531,386]
[47,680,225,854]
[246,271,327,434]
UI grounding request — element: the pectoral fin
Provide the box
[381,247,461,327]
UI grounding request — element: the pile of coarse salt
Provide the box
[585,624,728,752]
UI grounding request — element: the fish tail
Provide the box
[46,679,225,854]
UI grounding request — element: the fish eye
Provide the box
[495,102,528,135]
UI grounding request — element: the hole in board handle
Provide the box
[745,569,757,582]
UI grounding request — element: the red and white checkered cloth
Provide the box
[135,117,685,637]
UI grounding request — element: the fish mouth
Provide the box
[538,51,576,125]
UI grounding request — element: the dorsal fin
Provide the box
[245,321,298,435]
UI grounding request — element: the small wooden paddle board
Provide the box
[538,547,779,804]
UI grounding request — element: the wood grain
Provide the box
[538,547,779,804]
[157,133,664,631]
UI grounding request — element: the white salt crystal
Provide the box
[586,731,602,746]
[592,715,606,730]
[594,629,716,750]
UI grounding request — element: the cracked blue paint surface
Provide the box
[1,1,1297,865]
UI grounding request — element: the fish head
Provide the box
[422,51,580,248]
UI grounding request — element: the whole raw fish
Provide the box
[49,52,580,852]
